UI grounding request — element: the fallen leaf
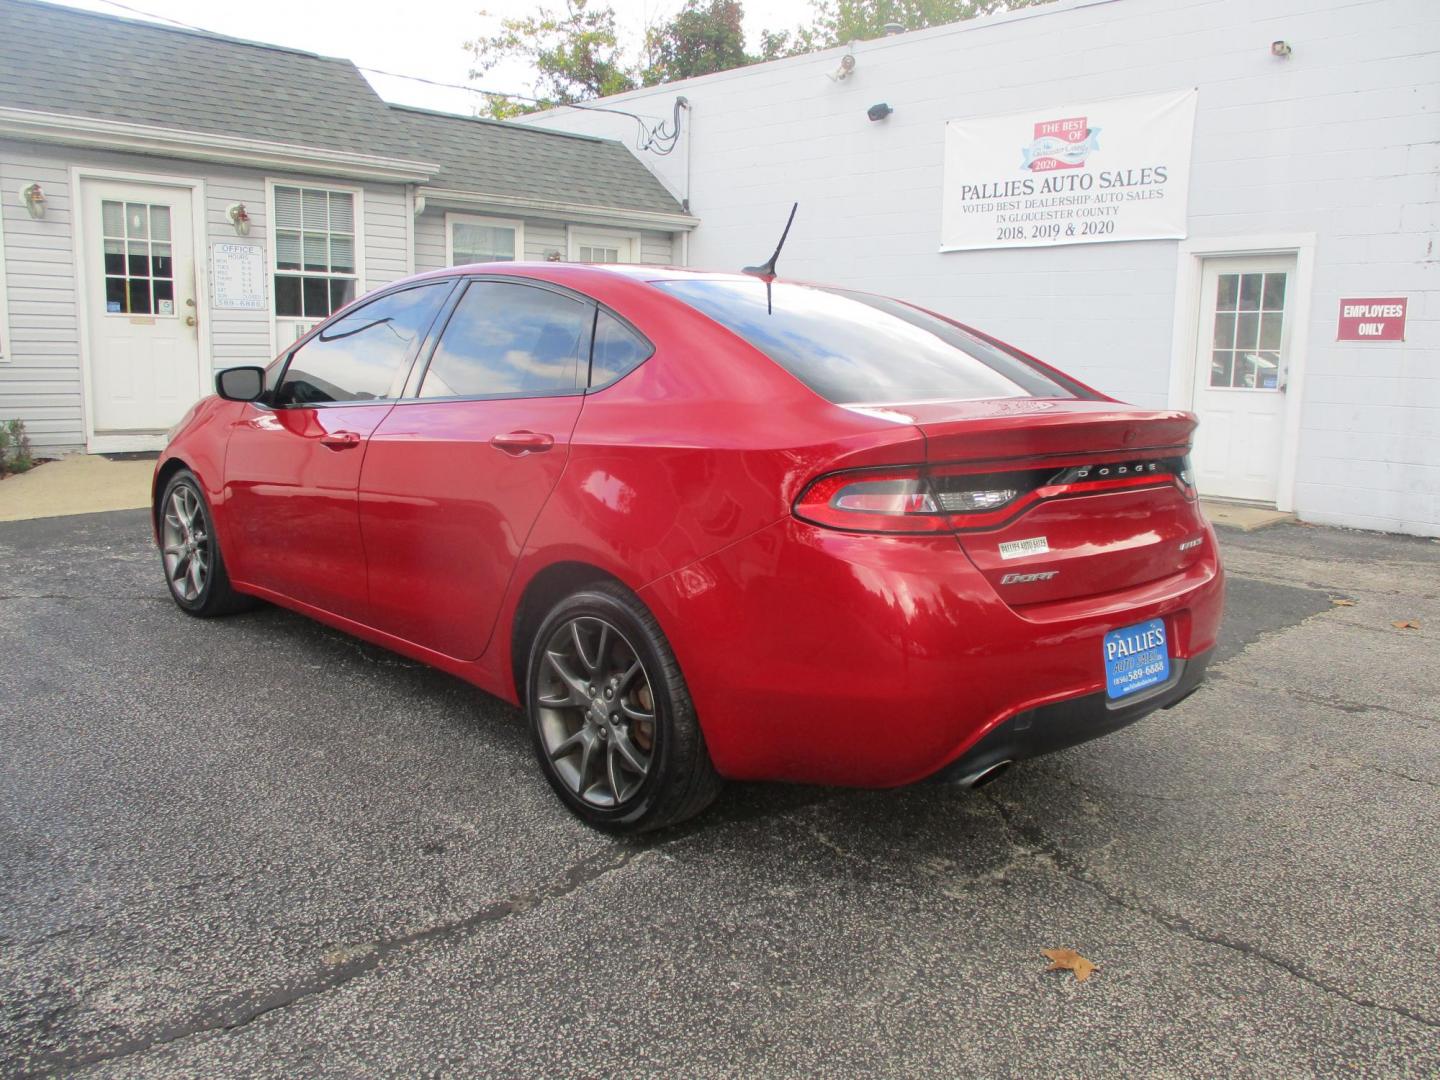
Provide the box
[1392,619,1421,630]
[1331,598,1356,607]
[1042,948,1097,982]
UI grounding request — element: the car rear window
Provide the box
[653,279,1081,404]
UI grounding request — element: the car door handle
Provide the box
[320,431,362,450]
[491,431,555,455]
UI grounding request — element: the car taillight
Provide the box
[794,454,1196,534]
[794,470,948,533]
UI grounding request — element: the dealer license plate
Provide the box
[1103,618,1171,700]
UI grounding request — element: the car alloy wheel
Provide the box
[161,483,210,603]
[534,616,657,808]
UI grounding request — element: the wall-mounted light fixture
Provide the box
[1271,39,1292,57]
[545,249,564,262]
[867,102,894,122]
[226,202,251,236]
[19,182,45,219]
[829,52,856,82]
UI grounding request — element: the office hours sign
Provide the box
[941,89,1198,252]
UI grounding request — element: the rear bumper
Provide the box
[640,516,1224,788]
[928,649,1211,786]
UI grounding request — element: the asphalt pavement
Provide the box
[1,510,1436,1077]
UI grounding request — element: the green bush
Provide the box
[0,419,33,476]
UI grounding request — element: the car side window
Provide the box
[275,282,451,406]
[419,281,590,399]
[589,311,653,389]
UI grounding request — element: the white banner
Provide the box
[941,89,1197,252]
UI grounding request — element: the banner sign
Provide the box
[941,89,1198,252]
[1337,297,1407,341]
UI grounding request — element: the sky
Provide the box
[52,0,819,118]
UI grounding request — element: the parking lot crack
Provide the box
[1208,671,1435,729]
[983,792,1439,1033]
[20,845,647,1077]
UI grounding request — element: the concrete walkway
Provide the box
[0,454,154,522]
[1200,498,1295,532]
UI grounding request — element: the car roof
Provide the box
[399,262,752,288]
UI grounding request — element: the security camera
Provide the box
[867,102,893,122]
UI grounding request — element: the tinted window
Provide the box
[590,311,652,388]
[655,279,1081,404]
[420,281,590,399]
[276,282,450,405]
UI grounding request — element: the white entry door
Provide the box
[1189,254,1295,504]
[81,179,202,446]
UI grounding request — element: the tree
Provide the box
[466,0,637,118]
[767,0,1055,55]
[466,0,1058,117]
[642,1,749,87]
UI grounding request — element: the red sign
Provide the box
[1024,116,1094,173]
[1337,297,1407,341]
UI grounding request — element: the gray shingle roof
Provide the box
[386,106,683,216]
[0,0,683,217]
[0,0,413,158]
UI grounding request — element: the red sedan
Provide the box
[154,263,1223,832]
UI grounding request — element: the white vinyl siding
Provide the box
[0,143,83,448]
[0,139,410,452]
[0,203,11,362]
[641,232,676,265]
[364,183,410,289]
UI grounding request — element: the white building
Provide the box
[0,0,693,456]
[523,0,1440,537]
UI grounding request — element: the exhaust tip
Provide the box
[961,759,1014,790]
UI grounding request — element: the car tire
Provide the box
[157,469,254,618]
[526,582,722,833]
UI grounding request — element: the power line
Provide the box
[87,0,207,31]
[359,67,685,155]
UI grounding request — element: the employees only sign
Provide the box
[941,89,1198,252]
[1337,297,1407,341]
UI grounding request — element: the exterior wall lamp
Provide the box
[867,102,894,122]
[1271,40,1293,57]
[19,182,45,219]
[226,202,252,236]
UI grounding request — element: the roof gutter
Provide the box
[419,186,700,231]
[0,107,439,184]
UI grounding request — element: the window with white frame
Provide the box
[568,228,640,264]
[272,185,358,320]
[447,214,522,266]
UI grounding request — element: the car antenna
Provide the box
[742,202,797,314]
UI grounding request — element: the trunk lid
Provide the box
[902,399,1209,606]
[903,398,1197,463]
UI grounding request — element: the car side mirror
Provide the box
[216,366,266,402]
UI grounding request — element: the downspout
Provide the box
[682,97,693,216]
[404,183,417,276]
